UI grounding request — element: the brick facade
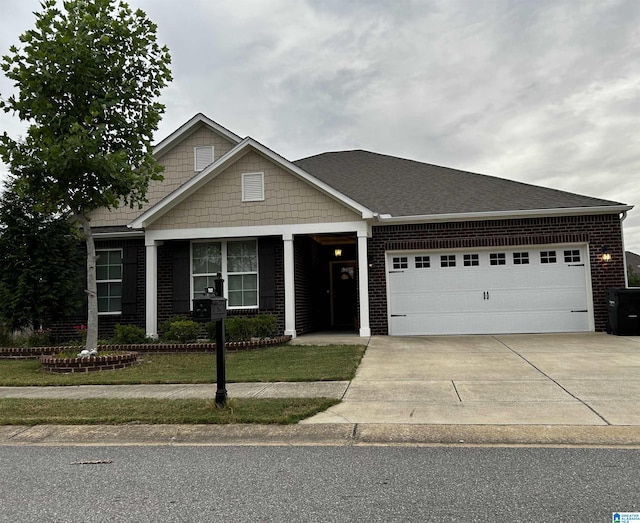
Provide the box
[54,238,146,341]
[367,214,626,335]
[157,239,286,335]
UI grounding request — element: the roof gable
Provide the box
[153,113,242,160]
[130,139,374,229]
[294,150,630,219]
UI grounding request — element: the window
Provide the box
[192,242,222,297]
[242,172,265,202]
[227,240,258,307]
[463,254,479,267]
[96,249,122,314]
[513,252,530,265]
[192,240,258,308]
[490,253,506,266]
[564,250,581,263]
[415,256,430,268]
[392,257,408,270]
[540,251,557,264]
[194,146,214,172]
[440,255,456,267]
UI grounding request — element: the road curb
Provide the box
[3,423,640,447]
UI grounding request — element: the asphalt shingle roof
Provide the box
[294,150,624,217]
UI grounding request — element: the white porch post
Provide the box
[145,240,159,338]
[357,232,371,337]
[283,233,296,338]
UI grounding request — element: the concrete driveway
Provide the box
[302,333,640,426]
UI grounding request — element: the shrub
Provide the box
[224,317,253,342]
[253,315,278,339]
[208,315,280,343]
[113,324,148,345]
[25,328,54,347]
[160,316,201,343]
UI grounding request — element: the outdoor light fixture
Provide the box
[334,249,342,257]
[601,246,612,263]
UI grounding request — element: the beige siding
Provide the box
[89,125,237,227]
[148,150,360,231]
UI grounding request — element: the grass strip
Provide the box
[0,345,365,386]
[0,397,339,425]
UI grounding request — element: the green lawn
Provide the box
[0,397,340,425]
[0,344,365,386]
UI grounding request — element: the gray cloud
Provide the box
[1,0,639,251]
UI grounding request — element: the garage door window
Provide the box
[393,257,408,269]
[513,252,530,265]
[415,256,430,268]
[441,255,456,267]
[464,254,479,267]
[564,250,580,263]
[541,251,557,264]
[490,253,506,266]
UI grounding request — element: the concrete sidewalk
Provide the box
[0,381,349,400]
[3,332,640,446]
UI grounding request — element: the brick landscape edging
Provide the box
[0,336,292,360]
[40,352,139,374]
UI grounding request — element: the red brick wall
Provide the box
[367,214,626,335]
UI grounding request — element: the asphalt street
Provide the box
[1,445,638,522]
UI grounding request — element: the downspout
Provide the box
[620,211,629,287]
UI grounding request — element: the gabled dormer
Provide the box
[88,114,242,228]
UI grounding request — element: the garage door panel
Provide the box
[390,310,589,335]
[387,246,591,335]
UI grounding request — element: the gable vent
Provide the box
[242,172,265,202]
[194,146,214,172]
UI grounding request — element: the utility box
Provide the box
[193,295,227,323]
[606,288,640,335]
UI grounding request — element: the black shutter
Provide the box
[121,246,138,316]
[258,237,277,309]
[172,241,191,315]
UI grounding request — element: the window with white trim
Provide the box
[242,172,265,202]
[463,254,479,267]
[441,255,456,267]
[192,240,258,308]
[227,240,258,307]
[490,253,506,266]
[513,252,530,265]
[540,251,557,264]
[96,249,122,314]
[415,256,430,268]
[194,146,214,172]
[392,257,408,270]
[564,250,580,263]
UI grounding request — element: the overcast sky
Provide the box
[1,0,639,253]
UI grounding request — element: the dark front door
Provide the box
[330,261,357,329]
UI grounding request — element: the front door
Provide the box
[330,261,357,329]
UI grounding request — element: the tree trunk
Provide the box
[74,213,99,352]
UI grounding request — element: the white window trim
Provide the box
[96,248,123,315]
[194,146,214,172]
[242,172,265,202]
[191,239,259,309]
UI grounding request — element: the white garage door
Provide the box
[387,246,592,335]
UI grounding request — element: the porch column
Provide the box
[145,240,159,338]
[357,232,371,337]
[283,234,296,338]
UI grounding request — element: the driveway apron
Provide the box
[301,333,640,426]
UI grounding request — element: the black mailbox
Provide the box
[193,295,227,323]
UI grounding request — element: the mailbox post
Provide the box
[193,273,227,407]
